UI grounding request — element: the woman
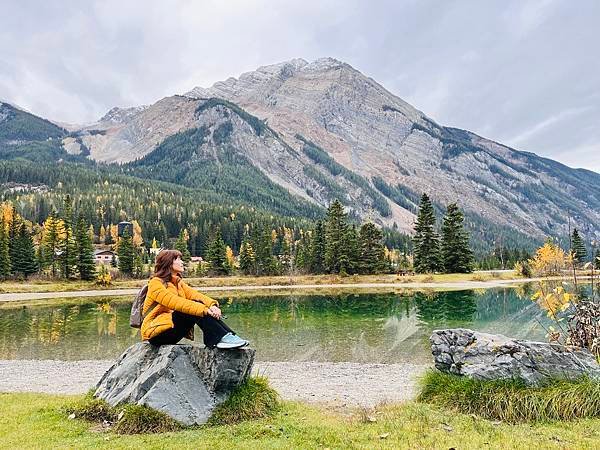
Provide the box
[141,249,247,349]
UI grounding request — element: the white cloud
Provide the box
[0,0,598,172]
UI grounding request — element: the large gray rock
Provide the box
[94,343,255,425]
[431,328,600,385]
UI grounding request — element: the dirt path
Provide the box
[0,278,536,303]
[0,359,429,406]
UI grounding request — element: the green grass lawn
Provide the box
[2,393,599,449]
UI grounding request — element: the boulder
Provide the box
[430,328,600,385]
[94,343,255,425]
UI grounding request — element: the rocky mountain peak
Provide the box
[99,105,148,125]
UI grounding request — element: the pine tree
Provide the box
[311,220,326,274]
[117,228,135,275]
[206,229,229,275]
[344,224,360,274]
[294,231,312,273]
[13,223,38,277]
[60,195,78,279]
[325,200,349,274]
[571,229,587,264]
[239,239,256,275]
[440,203,474,273]
[413,194,441,273]
[42,213,66,278]
[0,218,11,279]
[175,229,191,263]
[75,217,96,280]
[8,206,20,272]
[359,222,385,274]
[253,224,276,275]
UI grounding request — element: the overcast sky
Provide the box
[1,0,598,172]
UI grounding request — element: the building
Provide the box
[94,249,116,265]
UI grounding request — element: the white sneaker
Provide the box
[216,333,247,349]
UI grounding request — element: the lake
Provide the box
[0,286,550,364]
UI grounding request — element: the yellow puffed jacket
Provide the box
[141,275,219,341]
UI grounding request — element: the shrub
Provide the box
[64,391,116,423]
[418,370,600,423]
[113,404,182,434]
[209,376,280,425]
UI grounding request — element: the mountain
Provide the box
[2,58,599,249]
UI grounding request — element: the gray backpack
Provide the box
[130,284,157,328]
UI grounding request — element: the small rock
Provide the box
[379,432,390,439]
[67,413,76,420]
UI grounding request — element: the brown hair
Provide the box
[153,249,183,284]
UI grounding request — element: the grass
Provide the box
[63,377,278,434]
[209,376,280,425]
[2,392,600,449]
[64,391,181,434]
[418,370,600,423]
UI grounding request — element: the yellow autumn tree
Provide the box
[528,240,566,276]
[225,245,236,269]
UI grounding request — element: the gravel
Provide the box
[0,359,428,406]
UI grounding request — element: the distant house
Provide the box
[95,249,116,264]
[190,256,203,263]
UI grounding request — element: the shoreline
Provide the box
[0,277,548,303]
[0,359,428,406]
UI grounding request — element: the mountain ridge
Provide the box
[1,57,598,246]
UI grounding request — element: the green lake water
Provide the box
[0,287,550,364]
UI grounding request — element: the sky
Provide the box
[1,0,598,172]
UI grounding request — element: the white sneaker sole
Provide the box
[216,341,246,349]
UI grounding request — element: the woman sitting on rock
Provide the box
[141,249,248,349]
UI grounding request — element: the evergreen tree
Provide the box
[13,223,38,277]
[359,222,385,274]
[310,220,326,274]
[206,229,229,275]
[8,206,20,271]
[253,224,276,275]
[239,239,256,275]
[60,195,78,279]
[440,203,474,273]
[110,253,117,267]
[294,231,312,273]
[571,229,587,264]
[413,194,441,273]
[75,216,96,280]
[41,212,66,278]
[175,229,191,263]
[0,218,11,278]
[344,224,360,274]
[117,228,135,275]
[325,200,349,274]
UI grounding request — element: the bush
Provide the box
[418,370,600,423]
[209,376,280,425]
[64,392,181,434]
[64,391,116,423]
[113,404,182,434]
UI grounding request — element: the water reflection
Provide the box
[0,288,550,364]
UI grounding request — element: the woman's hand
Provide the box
[207,305,222,320]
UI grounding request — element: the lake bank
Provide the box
[0,276,555,304]
[0,359,427,406]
